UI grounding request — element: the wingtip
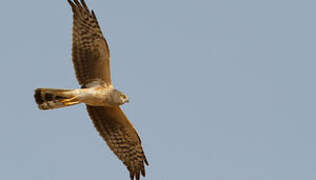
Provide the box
[129,172,134,180]
[67,0,76,10]
[136,171,140,180]
[68,0,92,15]
[144,156,149,166]
[141,164,146,177]
[66,0,73,6]
[91,10,96,18]
[73,0,80,5]
[80,0,89,11]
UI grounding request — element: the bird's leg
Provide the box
[60,96,80,106]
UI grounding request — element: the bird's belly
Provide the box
[79,87,113,107]
[82,95,105,106]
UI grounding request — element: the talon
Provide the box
[63,101,79,106]
[61,96,77,103]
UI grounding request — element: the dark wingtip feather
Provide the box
[68,0,93,17]
[129,172,134,180]
[144,156,149,166]
[67,0,74,7]
[136,171,140,180]
[91,10,97,19]
[73,0,82,9]
[141,164,145,176]
[80,0,89,11]
[67,0,76,11]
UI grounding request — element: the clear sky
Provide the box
[0,0,315,179]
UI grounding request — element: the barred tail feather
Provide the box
[34,88,80,110]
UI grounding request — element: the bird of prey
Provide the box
[33,0,148,179]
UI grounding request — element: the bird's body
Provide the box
[78,85,116,106]
[35,84,128,109]
[33,0,148,180]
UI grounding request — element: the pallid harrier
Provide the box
[34,0,148,179]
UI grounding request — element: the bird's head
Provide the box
[113,89,129,105]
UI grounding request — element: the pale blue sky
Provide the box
[0,0,315,179]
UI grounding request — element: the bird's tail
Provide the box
[34,88,81,110]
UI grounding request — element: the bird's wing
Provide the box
[68,0,111,86]
[86,105,148,180]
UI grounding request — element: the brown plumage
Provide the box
[86,106,149,180]
[67,1,149,179]
[68,0,111,86]
[34,1,149,180]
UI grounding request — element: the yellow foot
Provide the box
[60,96,79,106]
[63,101,79,106]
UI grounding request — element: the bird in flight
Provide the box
[34,0,148,179]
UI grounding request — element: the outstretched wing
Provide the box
[86,106,149,180]
[68,0,111,86]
